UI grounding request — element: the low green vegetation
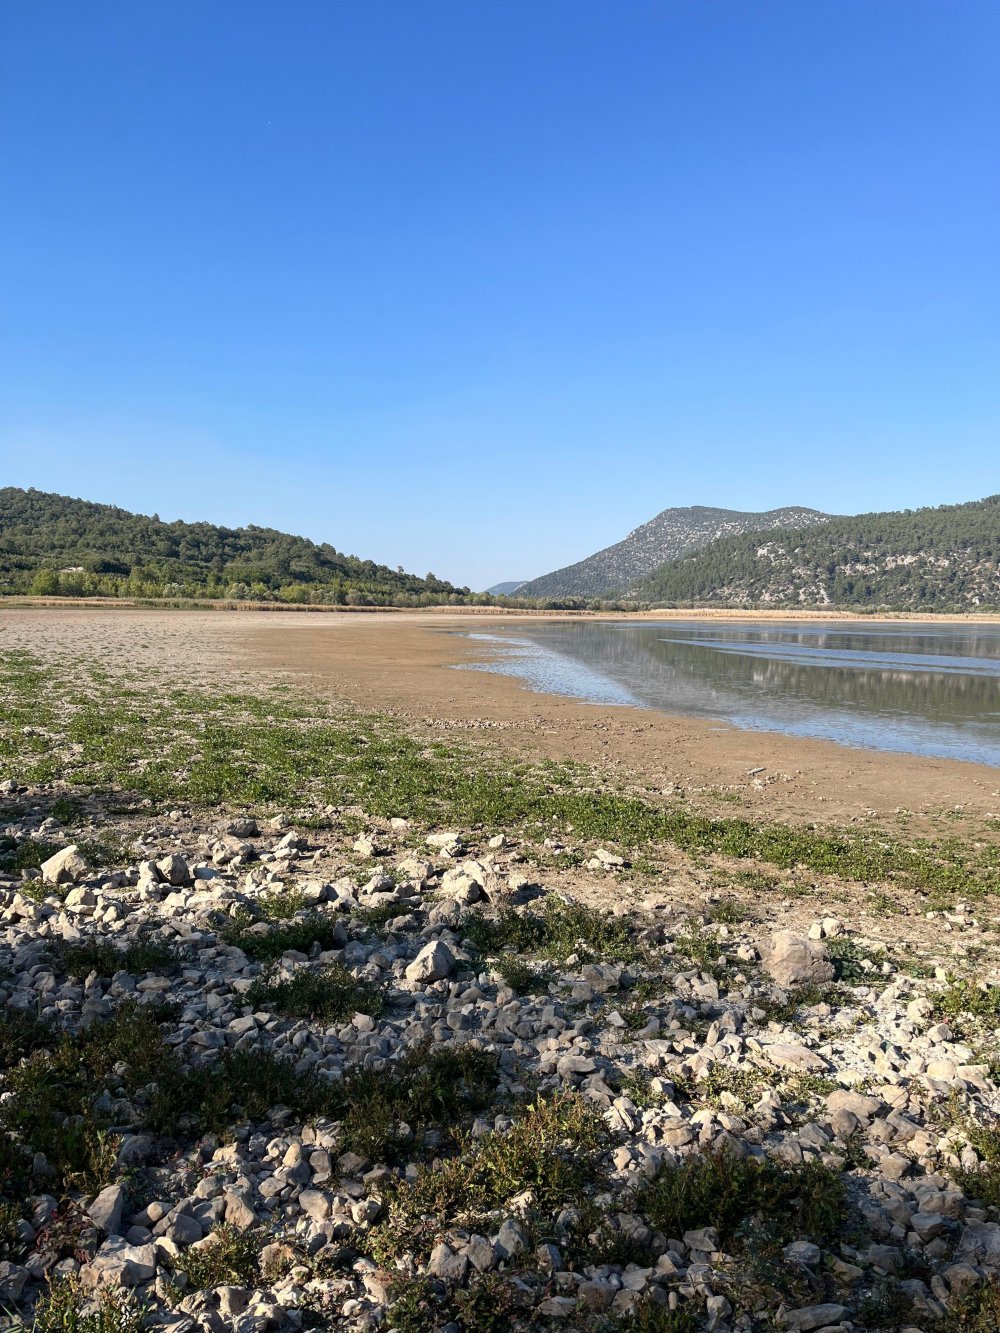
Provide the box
[0,1000,500,1247]
[373,1093,608,1264]
[219,908,343,961]
[635,1148,847,1249]
[3,651,999,908]
[5,650,998,911]
[244,963,385,1022]
[15,1277,146,1333]
[52,936,180,978]
[464,898,646,965]
[172,1224,262,1289]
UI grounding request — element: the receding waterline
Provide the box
[447,621,1000,766]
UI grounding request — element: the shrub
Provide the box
[635,1149,846,1249]
[245,964,384,1022]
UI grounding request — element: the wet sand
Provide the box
[4,606,999,830]
[238,611,1000,828]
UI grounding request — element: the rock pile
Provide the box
[1,787,1000,1330]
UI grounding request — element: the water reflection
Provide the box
[449,621,1000,766]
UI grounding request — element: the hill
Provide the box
[0,487,472,605]
[484,580,527,596]
[518,505,832,600]
[634,495,1000,610]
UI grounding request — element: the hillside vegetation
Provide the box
[519,505,832,599]
[635,495,1000,610]
[0,487,474,605]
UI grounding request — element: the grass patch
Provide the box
[172,1225,262,1289]
[495,955,553,995]
[15,1276,146,1332]
[635,1148,847,1249]
[52,936,179,978]
[245,964,385,1022]
[3,654,997,904]
[464,897,646,965]
[336,1042,500,1163]
[220,908,343,961]
[935,979,1000,1023]
[372,1092,607,1263]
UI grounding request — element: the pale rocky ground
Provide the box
[2,782,1000,1332]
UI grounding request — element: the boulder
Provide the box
[404,939,455,983]
[155,853,191,886]
[41,845,88,885]
[87,1238,156,1286]
[87,1184,125,1235]
[763,930,834,987]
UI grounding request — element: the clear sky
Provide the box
[1,2,997,589]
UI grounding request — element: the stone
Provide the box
[764,1043,828,1072]
[955,1221,1000,1264]
[225,1189,258,1226]
[156,853,191,886]
[298,1190,331,1222]
[428,1241,468,1282]
[404,939,455,983]
[41,845,89,885]
[496,1218,529,1258]
[763,931,834,987]
[87,1238,156,1285]
[87,1184,125,1235]
[778,1305,849,1331]
[784,1240,821,1265]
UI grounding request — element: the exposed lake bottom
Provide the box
[449,621,1000,766]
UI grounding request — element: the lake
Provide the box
[451,621,1000,766]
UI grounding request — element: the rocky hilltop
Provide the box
[635,495,1000,611]
[518,506,832,601]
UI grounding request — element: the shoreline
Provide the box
[6,596,1000,626]
[3,607,999,829]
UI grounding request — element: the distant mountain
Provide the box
[485,580,528,596]
[518,505,833,600]
[0,487,471,605]
[634,495,1000,610]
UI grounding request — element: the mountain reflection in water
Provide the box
[449,621,1000,766]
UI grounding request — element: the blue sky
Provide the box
[1,1,997,589]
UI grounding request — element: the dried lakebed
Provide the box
[3,791,1000,1330]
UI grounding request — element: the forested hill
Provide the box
[633,495,1000,610]
[518,504,832,600]
[0,487,471,604]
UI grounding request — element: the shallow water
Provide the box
[451,621,1000,766]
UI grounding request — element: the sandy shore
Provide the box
[3,606,999,830]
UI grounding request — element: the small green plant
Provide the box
[621,1298,704,1332]
[50,795,84,826]
[464,897,646,965]
[708,898,746,924]
[635,1148,847,1249]
[936,979,1000,1022]
[826,937,886,983]
[337,1042,500,1163]
[940,1277,1000,1331]
[18,1276,145,1332]
[256,888,307,919]
[220,909,343,961]
[173,1224,262,1288]
[372,1092,607,1262]
[495,955,551,995]
[0,837,61,872]
[53,936,179,978]
[245,964,385,1022]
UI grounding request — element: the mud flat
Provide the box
[3,606,999,833]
